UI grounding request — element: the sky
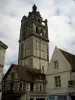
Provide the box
[0,0,75,73]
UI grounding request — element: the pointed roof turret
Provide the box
[32,4,37,12]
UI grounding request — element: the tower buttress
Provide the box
[18,4,49,73]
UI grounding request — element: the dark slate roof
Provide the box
[0,41,8,50]
[3,64,45,82]
[59,49,75,71]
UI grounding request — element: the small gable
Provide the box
[59,49,75,71]
[47,47,71,75]
[3,64,19,81]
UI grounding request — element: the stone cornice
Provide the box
[19,33,49,42]
[0,41,8,50]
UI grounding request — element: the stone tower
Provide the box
[18,4,49,73]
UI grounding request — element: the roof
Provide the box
[0,41,8,50]
[3,64,45,82]
[59,49,75,71]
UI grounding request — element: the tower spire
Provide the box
[32,4,37,12]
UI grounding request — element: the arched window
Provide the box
[40,29,43,36]
[30,83,34,91]
[40,85,42,91]
[43,30,46,37]
[38,19,40,23]
[29,27,31,32]
[36,27,39,33]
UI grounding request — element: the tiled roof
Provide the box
[59,49,75,71]
[3,64,45,82]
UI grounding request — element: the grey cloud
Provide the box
[0,31,9,39]
[0,0,75,73]
[55,8,60,16]
[68,16,72,25]
[2,11,19,18]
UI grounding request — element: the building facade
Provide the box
[0,41,8,100]
[2,4,49,100]
[2,64,47,100]
[18,4,49,74]
[46,47,75,100]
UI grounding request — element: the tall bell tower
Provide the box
[18,4,49,73]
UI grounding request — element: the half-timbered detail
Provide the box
[2,64,47,100]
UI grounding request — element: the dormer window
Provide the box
[54,60,58,68]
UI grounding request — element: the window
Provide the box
[42,66,44,73]
[37,41,40,49]
[43,30,46,36]
[40,29,43,36]
[39,84,44,91]
[57,96,67,100]
[41,43,44,50]
[3,83,6,92]
[34,39,37,48]
[36,27,39,33]
[29,27,31,32]
[44,44,46,51]
[41,29,42,33]
[55,76,61,87]
[23,51,25,58]
[21,43,24,58]
[10,83,14,91]
[26,42,29,49]
[30,83,34,91]
[34,49,37,56]
[43,83,46,91]
[23,82,26,92]
[30,98,33,100]
[40,85,42,91]
[19,82,23,91]
[11,73,14,80]
[54,60,58,68]
[38,19,41,23]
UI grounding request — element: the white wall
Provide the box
[33,57,48,73]
[46,72,71,94]
[0,47,5,65]
[46,47,72,94]
[0,46,6,83]
[47,47,71,75]
[0,46,6,100]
